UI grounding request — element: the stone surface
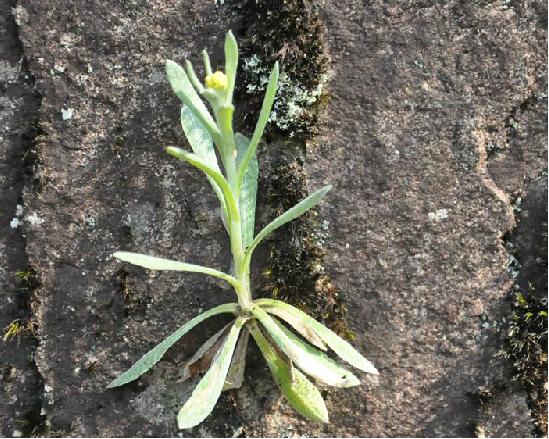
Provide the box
[0,0,42,436]
[0,0,545,437]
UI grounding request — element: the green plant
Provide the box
[108,30,378,429]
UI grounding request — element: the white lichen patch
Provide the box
[242,55,329,135]
[61,107,74,120]
[10,204,24,229]
[26,211,45,226]
[428,208,449,222]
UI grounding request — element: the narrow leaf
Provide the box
[107,303,238,388]
[223,327,249,391]
[256,298,378,374]
[249,322,328,423]
[180,106,228,229]
[252,306,359,387]
[261,306,327,350]
[180,323,232,383]
[235,133,258,249]
[244,186,331,266]
[224,30,238,104]
[177,319,244,429]
[113,252,238,288]
[236,62,279,191]
[165,60,220,145]
[165,147,240,223]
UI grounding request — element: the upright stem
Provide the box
[214,102,253,312]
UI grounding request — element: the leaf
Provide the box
[249,322,328,423]
[165,147,240,223]
[259,305,327,350]
[177,319,244,429]
[107,303,238,388]
[113,252,238,287]
[251,306,359,388]
[224,30,238,104]
[236,62,279,191]
[244,186,332,265]
[235,133,258,249]
[165,60,220,144]
[180,106,228,229]
[255,299,378,374]
[223,327,249,391]
[180,323,232,383]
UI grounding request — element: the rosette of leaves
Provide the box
[108,31,378,429]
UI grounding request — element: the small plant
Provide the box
[108,31,378,429]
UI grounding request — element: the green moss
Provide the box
[261,158,352,338]
[237,0,330,138]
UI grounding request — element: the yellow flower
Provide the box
[205,71,228,91]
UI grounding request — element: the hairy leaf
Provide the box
[180,106,228,229]
[252,306,359,387]
[224,30,238,104]
[249,322,328,423]
[223,326,249,391]
[113,252,237,287]
[180,323,232,383]
[235,133,258,249]
[244,186,331,266]
[236,62,279,191]
[107,303,238,388]
[165,147,240,224]
[177,319,244,429]
[259,305,327,350]
[165,60,220,144]
[255,298,378,374]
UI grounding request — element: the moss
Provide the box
[3,318,36,342]
[233,0,352,337]
[236,0,330,138]
[500,290,548,436]
[261,158,352,338]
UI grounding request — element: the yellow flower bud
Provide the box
[205,71,228,91]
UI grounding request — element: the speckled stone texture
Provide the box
[1,0,546,437]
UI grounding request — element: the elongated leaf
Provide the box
[252,306,359,387]
[177,319,244,429]
[249,322,328,423]
[255,298,378,374]
[113,252,237,287]
[223,327,249,391]
[236,62,279,192]
[165,60,220,144]
[224,30,238,104]
[244,186,331,266]
[235,133,258,249]
[261,305,326,350]
[107,303,238,388]
[180,106,228,229]
[165,147,240,223]
[180,323,232,383]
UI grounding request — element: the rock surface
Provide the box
[0,0,545,437]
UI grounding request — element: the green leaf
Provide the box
[107,303,238,388]
[113,252,238,288]
[255,298,378,374]
[165,147,240,224]
[252,306,359,387]
[224,30,238,104]
[243,186,331,268]
[249,322,328,423]
[236,62,279,192]
[235,133,258,249]
[223,327,249,391]
[259,305,327,350]
[177,319,244,429]
[180,106,228,229]
[181,323,232,383]
[165,60,220,144]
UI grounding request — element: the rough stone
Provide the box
[0,0,545,437]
